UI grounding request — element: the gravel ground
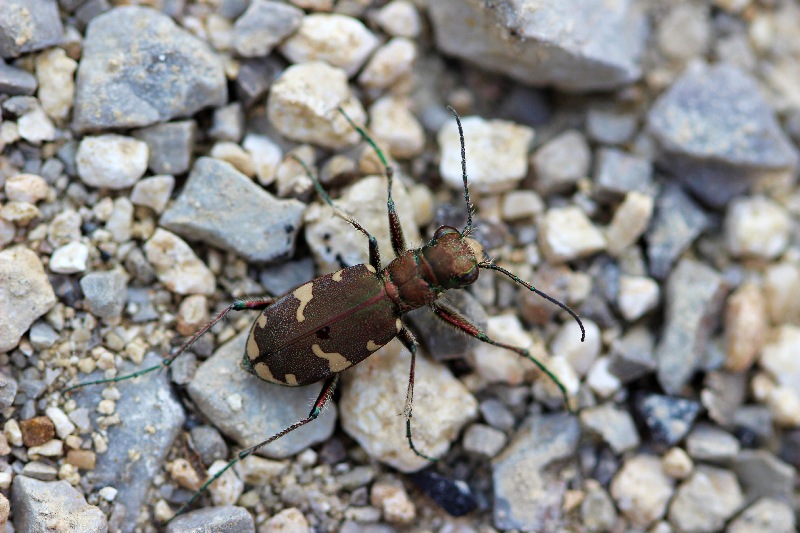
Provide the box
[1,0,799,532]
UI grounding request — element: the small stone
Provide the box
[209,103,244,143]
[531,130,590,196]
[727,497,796,533]
[551,319,600,377]
[132,120,197,175]
[267,62,366,149]
[368,96,424,159]
[22,462,58,481]
[580,403,640,454]
[656,3,710,61]
[468,314,536,385]
[233,0,303,58]
[190,425,229,467]
[165,506,255,533]
[48,210,82,247]
[76,135,149,189]
[610,454,674,528]
[49,241,89,274]
[280,14,379,77]
[359,37,416,90]
[439,115,533,194]
[532,356,580,410]
[66,449,97,470]
[17,104,55,144]
[130,175,175,214]
[637,394,700,446]
[726,196,791,259]
[0,246,56,352]
[5,173,50,204]
[237,455,286,486]
[375,1,420,38]
[581,485,617,532]
[28,439,64,458]
[501,190,544,221]
[143,229,216,295]
[759,325,800,395]
[11,477,105,532]
[733,449,796,502]
[167,458,201,491]
[764,261,800,325]
[29,321,58,349]
[668,466,743,533]
[586,109,638,145]
[0,61,37,95]
[539,206,606,262]
[35,47,77,121]
[20,416,55,447]
[261,508,309,533]
[1,201,40,225]
[606,191,654,256]
[617,275,660,322]
[724,282,767,372]
[44,407,75,439]
[370,479,416,524]
[462,423,507,458]
[586,357,622,399]
[210,142,255,177]
[685,423,740,462]
[207,459,244,506]
[106,197,133,243]
[661,447,693,479]
[243,134,282,186]
[4,419,22,446]
[80,270,128,320]
[593,148,654,202]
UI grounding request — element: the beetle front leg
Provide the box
[397,327,436,462]
[430,303,574,413]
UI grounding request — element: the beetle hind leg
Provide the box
[397,327,437,462]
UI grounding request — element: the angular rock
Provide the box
[11,476,105,532]
[132,121,197,175]
[0,0,63,58]
[637,394,700,446]
[165,505,254,533]
[668,466,743,533]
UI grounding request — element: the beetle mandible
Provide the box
[67,106,585,519]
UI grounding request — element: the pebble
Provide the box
[28,321,58,349]
[586,109,638,145]
[617,274,660,321]
[242,134,282,186]
[593,148,654,202]
[427,0,645,90]
[727,497,796,533]
[531,130,590,196]
[551,319,600,377]
[0,61,37,95]
[22,461,58,481]
[0,0,64,57]
[187,331,337,458]
[724,282,766,372]
[636,394,700,447]
[160,157,305,263]
[667,466,743,532]
[5,173,50,204]
[73,6,226,131]
[586,356,622,399]
[539,206,606,262]
[49,241,89,274]
[661,447,693,480]
[48,210,82,248]
[17,104,55,144]
[725,196,791,259]
[580,403,640,454]
[501,190,544,221]
[759,324,800,395]
[44,407,75,440]
[76,134,149,189]
[685,423,740,462]
[1,201,40,225]
[375,1,420,38]
[368,96,424,159]
[130,175,175,214]
[11,476,105,532]
[232,0,303,58]
[28,438,63,458]
[647,63,798,208]
[267,61,366,149]
[79,269,128,320]
[66,449,97,470]
[106,197,134,242]
[606,191,654,256]
[532,356,580,409]
[764,261,800,325]
[580,484,617,532]
[0,246,56,352]
[438,115,534,194]
[132,120,197,175]
[4,419,23,447]
[656,3,710,61]
[35,47,77,121]
[143,228,216,295]
[409,470,477,517]
[733,449,796,502]
[655,258,726,395]
[492,413,579,530]
[370,479,416,524]
[260,508,309,533]
[209,103,245,143]
[359,37,416,90]
[610,454,674,528]
[339,339,477,472]
[280,14,379,76]
[462,423,507,459]
[468,314,537,385]
[210,142,256,177]
[20,416,55,447]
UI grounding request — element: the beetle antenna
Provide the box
[446,106,474,235]
[479,262,586,342]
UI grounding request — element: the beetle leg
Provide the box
[430,303,574,413]
[167,375,339,524]
[64,297,276,393]
[397,327,437,462]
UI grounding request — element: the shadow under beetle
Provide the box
[66,106,585,520]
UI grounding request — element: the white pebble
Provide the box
[77,135,149,189]
[539,206,606,262]
[45,407,76,439]
[143,229,216,295]
[29,439,64,457]
[726,196,790,259]
[469,314,535,385]
[130,175,175,214]
[501,190,544,221]
[586,357,622,399]
[5,173,50,204]
[207,460,245,506]
[18,105,55,144]
[36,48,78,121]
[98,486,118,501]
[49,241,89,274]
[243,134,282,186]
[532,356,580,409]
[606,191,654,256]
[375,1,421,38]
[617,275,660,321]
[550,319,601,377]
[359,37,416,90]
[368,96,424,159]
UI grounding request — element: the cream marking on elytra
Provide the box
[254,362,276,382]
[284,374,298,385]
[366,340,382,351]
[246,334,260,359]
[293,283,313,322]
[311,344,350,372]
[332,270,343,282]
[395,318,402,332]
[366,264,377,273]
[256,314,268,328]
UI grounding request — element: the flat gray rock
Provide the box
[72,6,226,132]
[160,158,305,263]
[0,0,64,58]
[165,505,255,533]
[12,476,107,532]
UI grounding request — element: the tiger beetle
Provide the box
[66,106,585,521]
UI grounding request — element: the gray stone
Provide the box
[29,321,58,349]
[0,246,56,352]
[637,394,700,447]
[160,158,305,263]
[531,130,590,196]
[189,425,229,467]
[80,270,128,320]
[702,370,747,428]
[132,121,197,175]
[209,103,245,143]
[233,0,303,58]
[11,476,106,532]
[647,63,798,208]
[234,57,281,108]
[479,398,516,432]
[73,6,226,131]
[70,353,186,533]
[608,326,656,383]
[165,505,255,533]
[74,0,111,28]
[727,498,796,533]
[22,461,58,481]
[656,258,726,394]
[462,423,507,458]
[492,413,579,531]
[685,423,740,462]
[406,289,486,361]
[593,147,653,203]
[580,403,640,454]
[646,185,709,280]
[428,0,646,91]
[586,108,638,145]
[733,450,795,502]
[580,486,617,532]
[0,373,18,410]
[668,466,743,533]
[187,330,337,458]
[259,257,315,297]
[0,61,37,95]
[0,0,64,58]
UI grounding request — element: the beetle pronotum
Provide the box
[67,106,585,520]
